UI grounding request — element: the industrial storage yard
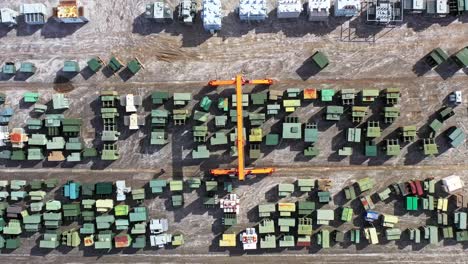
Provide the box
[0,0,467,263]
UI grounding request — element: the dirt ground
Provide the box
[0,0,468,262]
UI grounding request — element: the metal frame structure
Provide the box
[208,74,275,181]
[367,0,404,23]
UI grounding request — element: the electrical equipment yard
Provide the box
[0,0,468,263]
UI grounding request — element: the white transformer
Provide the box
[277,0,302,19]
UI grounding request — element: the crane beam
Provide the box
[247,79,273,85]
[235,74,245,181]
[210,167,275,177]
[208,74,275,181]
[209,80,236,86]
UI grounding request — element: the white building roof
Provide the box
[150,234,172,247]
[436,0,448,13]
[220,193,240,214]
[0,126,8,147]
[308,0,331,19]
[278,0,303,14]
[153,2,165,18]
[115,180,131,201]
[239,0,268,20]
[150,219,169,234]
[146,1,172,20]
[0,8,19,24]
[120,94,142,112]
[241,228,257,250]
[309,0,331,10]
[442,175,464,193]
[128,113,139,130]
[203,0,222,31]
[125,94,137,112]
[20,3,48,15]
[335,0,361,13]
[413,0,425,9]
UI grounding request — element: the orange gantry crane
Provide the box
[208,74,276,181]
